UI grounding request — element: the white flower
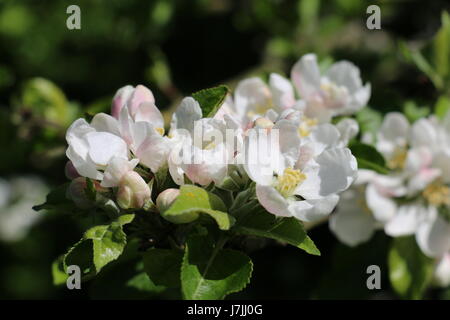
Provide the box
[66,118,129,180]
[168,97,234,186]
[244,120,357,222]
[290,53,371,122]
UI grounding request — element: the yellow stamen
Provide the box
[276,167,306,198]
[422,181,450,207]
[298,117,318,137]
[155,127,165,136]
[387,148,407,170]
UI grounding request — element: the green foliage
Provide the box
[388,236,434,299]
[349,141,389,174]
[403,101,430,122]
[234,204,320,255]
[161,184,235,230]
[181,234,253,300]
[435,95,450,119]
[143,249,183,288]
[355,107,382,141]
[192,85,229,118]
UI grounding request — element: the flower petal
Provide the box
[256,184,291,217]
[289,194,339,222]
[291,53,321,99]
[85,132,128,167]
[384,203,425,236]
[269,73,295,109]
[416,207,450,258]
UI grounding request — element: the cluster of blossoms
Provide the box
[55,52,450,297]
[330,112,450,287]
[65,53,368,224]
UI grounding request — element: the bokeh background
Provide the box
[1,0,450,299]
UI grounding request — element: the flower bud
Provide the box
[156,188,180,213]
[128,85,155,117]
[254,117,274,129]
[111,85,134,118]
[65,161,80,180]
[117,171,151,209]
[66,177,92,209]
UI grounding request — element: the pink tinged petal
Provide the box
[101,157,139,188]
[85,132,128,167]
[365,183,396,222]
[385,204,425,236]
[269,73,295,109]
[289,194,339,222]
[291,53,321,99]
[66,145,102,180]
[127,85,155,117]
[136,134,171,173]
[134,101,164,128]
[416,208,450,258]
[111,85,134,119]
[433,253,450,287]
[90,113,121,136]
[330,188,376,246]
[118,106,134,146]
[256,184,291,217]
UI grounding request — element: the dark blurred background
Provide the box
[1,0,450,299]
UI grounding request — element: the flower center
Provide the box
[156,127,165,135]
[319,81,349,108]
[298,117,318,137]
[422,181,450,207]
[387,148,407,170]
[276,167,306,198]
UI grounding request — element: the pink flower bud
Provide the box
[65,161,80,180]
[127,85,155,117]
[156,188,180,213]
[111,85,134,119]
[117,171,151,209]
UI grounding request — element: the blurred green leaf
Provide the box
[433,11,450,79]
[388,236,434,299]
[403,100,430,122]
[349,141,389,174]
[435,95,450,119]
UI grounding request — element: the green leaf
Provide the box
[143,249,183,288]
[162,185,235,230]
[349,141,389,174]
[192,85,229,118]
[181,235,253,300]
[51,255,68,286]
[403,101,430,122]
[83,214,135,273]
[355,106,382,139]
[234,206,319,255]
[388,236,434,299]
[435,95,450,119]
[63,239,96,281]
[433,11,450,79]
[33,183,74,213]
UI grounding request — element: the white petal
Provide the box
[416,208,450,258]
[365,183,397,222]
[101,157,139,187]
[66,118,95,144]
[336,118,359,146]
[256,184,291,217]
[326,61,363,93]
[289,194,339,222]
[135,134,171,174]
[66,145,102,180]
[433,254,450,287]
[291,53,321,99]
[376,112,409,158]
[385,204,425,236]
[330,189,376,246]
[85,132,128,167]
[234,77,273,120]
[111,85,134,119]
[269,73,295,109]
[308,123,341,155]
[432,150,450,183]
[170,97,202,133]
[410,118,438,149]
[90,113,121,136]
[134,101,164,129]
